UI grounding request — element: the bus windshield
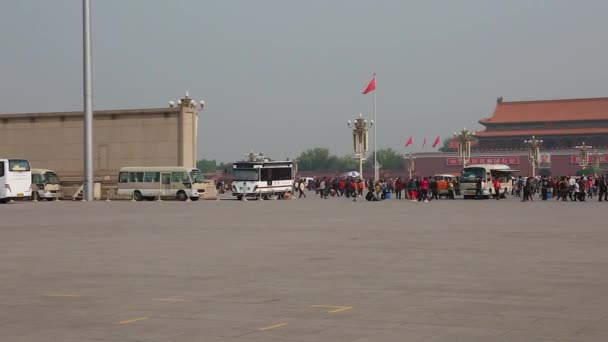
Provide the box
[461,167,486,183]
[490,170,512,183]
[190,171,205,183]
[233,169,259,181]
[9,159,30,172]
[44,172,60,184]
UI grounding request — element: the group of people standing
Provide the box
[514,175,608,202]
[295,176,460,202]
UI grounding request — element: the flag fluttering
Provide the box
[362,74,376,95]
[422,137,427,148]
[432,136,442,148]
[404,136,413,147]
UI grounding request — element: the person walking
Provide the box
[430,178,439,200]
[298,181,306,198]
[395,178,404,199]
[493,178,501,200]
[319,177,328,199]
[475,177,483,200]
[598,176,608,202]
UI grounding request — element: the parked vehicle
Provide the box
[0,158,32,203]
[232,159,293,200]
[460,164,517,199]
[117,167,205,201]
[31,169,62,201]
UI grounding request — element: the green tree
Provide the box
[366,148,405,170]
[297,148,332,171]
[196,159,217,173]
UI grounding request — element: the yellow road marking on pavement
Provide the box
[153,298,192,302]
[117,317,149,325]
[44,294,81,297]
[311,305,353,313]
[258,323,287,331]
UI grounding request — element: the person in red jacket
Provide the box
[493,178,501,200]
[394,178,404,199]
[419,177,430,202]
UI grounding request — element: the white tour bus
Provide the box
[232,160,293,200]
[117,166,206,201]
[460,164,517,199]
[0,158,32,203]
[31,169,63,201]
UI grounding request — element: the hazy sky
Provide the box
[2,1,608,162]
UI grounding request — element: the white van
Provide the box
[31,169,63,200]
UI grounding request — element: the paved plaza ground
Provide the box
[1,196,608,341]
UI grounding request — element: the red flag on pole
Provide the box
[422,137,427,148]
[432,136,441,148]
[404,136,413,147]
[362,74,376,94]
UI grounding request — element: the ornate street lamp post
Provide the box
[347,113,372,179]
[575,142,592,170]
[524,136,543,178]
[406,152,416,180]
[453,128,475,167]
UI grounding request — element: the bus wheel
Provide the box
[237,195,243,201]
[176,191,188,201]
[190,197,199,201]
[0,198,7,204]
[133,191,144,201]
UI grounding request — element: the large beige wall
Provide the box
[0,105,197,182]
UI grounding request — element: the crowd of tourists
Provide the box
[294,174,608,202]
[294,177,460,202]
[515,175,608,202]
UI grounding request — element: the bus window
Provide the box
[274,168,291,180]
[0,162,5,177]
[129,172,144,183]
[261,168,271,182]
[461,167,485,182]
[44,172,60,184]
[181,172,190,183]
[190,170,205,183]
[144,172,160,183]
[118,172,129,183]
[9,159,30,172]
[32,173,44,185]
[233,169,259,181]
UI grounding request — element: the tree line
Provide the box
[197,147,415,173]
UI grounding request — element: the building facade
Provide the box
[476,97,608,150]
[0,95,199,182]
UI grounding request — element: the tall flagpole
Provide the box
[83,0,94,201]
[374,74,378,181]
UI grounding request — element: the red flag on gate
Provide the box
[432,135,441,148]
[362,74,376,94]
[404,136,413,147]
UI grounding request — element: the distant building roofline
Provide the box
[0,107,180,120]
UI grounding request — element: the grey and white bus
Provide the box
[0,158,32,203]
[117,166,206,201]
[231,160,293,200]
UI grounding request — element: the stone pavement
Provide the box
[1,197,607,341]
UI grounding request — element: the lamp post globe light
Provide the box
[524,135,543,178]
[575,142,593,169]
[347,113,372,179]
[453,127,475,167]
[406,152,416,180]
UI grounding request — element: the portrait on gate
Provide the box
[538,153,551,169]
